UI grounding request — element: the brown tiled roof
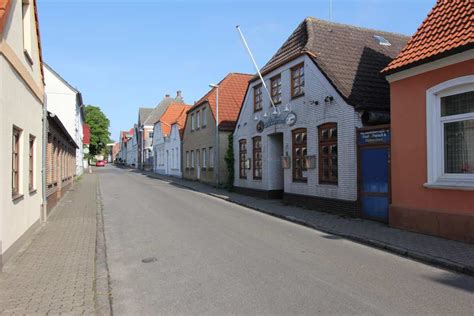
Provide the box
[158,103,190,136]
[383,0,473,74]
[188,73,252,131]
[143,93,185,126]
[257,18,409,111]
[138,107,153,126]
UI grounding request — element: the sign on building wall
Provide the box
[358,128,390,145]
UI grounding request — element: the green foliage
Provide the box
[224,133,235,190]
[84,105,111,157]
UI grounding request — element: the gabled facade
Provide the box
[383,0,474,243]
[43,63,85,176]
[0,0,45,268]
[152,102,189,177]
[137,91,184,170]
[233,18,408,216]
[127,126,138,167]
[182,73,252,186]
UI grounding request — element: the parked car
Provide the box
[96,160,106,167]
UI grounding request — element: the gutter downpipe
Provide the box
[41,93,48,222]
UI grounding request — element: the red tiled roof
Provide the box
[383,0,474,73]
[188,73,252,131]
[171,110,188,138]
[0,0,11,34]
[158,102,190,136]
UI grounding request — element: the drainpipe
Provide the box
[41,93,48,222]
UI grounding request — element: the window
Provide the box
[203,148,207,168]
[209,147,214,168]
[253,136,262,179]
[254,84,263,112]
[22,0,33,64]
[186,151,189,168]
[12,127,21,197]
[291,63,305,98]
[29,135,35,191]
[191,150,195,168]
[270,74,282,105]
[202,108,207,127]
[426,76,474,188]
[196,110,200,129]
[292,128,307,182]
[191,113,195,130]
[149,132,153,139]
[319,123,338,184]
[239,139,247,179]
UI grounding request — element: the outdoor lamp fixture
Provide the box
[324,95,334,103]
[209,83,220,188]
[254,113,259,121]
[284,103,291,112]
[263,112,268,118]
[272,107,279,116]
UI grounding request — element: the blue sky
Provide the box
[37,0,435,141]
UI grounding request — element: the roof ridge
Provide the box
[305,17,411,39]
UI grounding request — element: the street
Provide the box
[98,166,474,315]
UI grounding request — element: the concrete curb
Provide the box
[95,179,114,315]
[144,171,474,277]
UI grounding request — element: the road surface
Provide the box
[98,166,474,315]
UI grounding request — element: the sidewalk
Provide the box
[138,169,474,276]
[0,174,107,315]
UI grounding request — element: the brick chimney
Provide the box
[176,90,182,99]
[165,94,170,98]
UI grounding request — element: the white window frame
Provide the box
[209,147,214,168]
[196,110,200,129]
[425,75,474,190]
[203,148,207,168]
[191,150,195,168]
[191,113,195,131]
[202,108,207,127]
[186,151,189,168]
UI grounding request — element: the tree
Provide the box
[224,133,234,190]
[84,105,111,158]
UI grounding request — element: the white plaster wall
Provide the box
[152,123,182,177]
[0,58,44,255]
[0,0,44,256]
[43,66,84,176]
[233,55,362,201]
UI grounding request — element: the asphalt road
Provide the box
[98,166,474,315]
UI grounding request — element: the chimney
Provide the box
[176,90,182,99]
[165,94,170,98]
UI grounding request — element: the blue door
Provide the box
[360,147,389,223]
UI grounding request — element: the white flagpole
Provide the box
[236,25,276,112]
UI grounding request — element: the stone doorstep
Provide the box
[142,170,474,277]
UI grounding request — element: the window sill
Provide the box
[29,189,37,195]
[424,181,474,191]
[201,167,207,171]
[12,194,24,202]
[207,167,214,171]
[291,93,305,100]
[292,179,307,183]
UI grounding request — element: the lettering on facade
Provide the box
[358,129,390,145]
[256,112,297,133]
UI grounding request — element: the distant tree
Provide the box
[84,105,111,158]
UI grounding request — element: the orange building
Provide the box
[383,0,473,243]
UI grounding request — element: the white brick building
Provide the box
[233,18,408,214]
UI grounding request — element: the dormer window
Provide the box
[22,0,33,64]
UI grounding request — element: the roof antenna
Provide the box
[236,25,276,112]
[329,0,333,21]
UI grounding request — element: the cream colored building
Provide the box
[0,0,45,268]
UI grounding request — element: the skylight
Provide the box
[374,35,391,46]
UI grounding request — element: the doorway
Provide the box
[357,126,391,223]
[267,133,284,197]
